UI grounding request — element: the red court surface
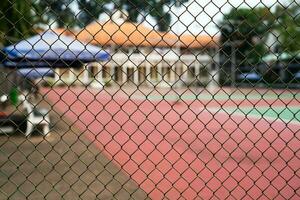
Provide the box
[42,87,300,199]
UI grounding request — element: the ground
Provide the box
[0,96,149,200]
[1,85,300,199]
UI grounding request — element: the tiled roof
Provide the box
[76,21,218,48]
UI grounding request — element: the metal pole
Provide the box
[231,42,236,87]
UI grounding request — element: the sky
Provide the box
[146,0,289,36]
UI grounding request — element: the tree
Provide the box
[38,0,75,28]
[219,7,274,67]
[218,7,274,85]
[273,0,300,53]
[76,0,110,28]
[76,0,188,31]
[0,0,42,45]
[148,0,172,31]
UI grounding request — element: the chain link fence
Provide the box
[0,0,300,199]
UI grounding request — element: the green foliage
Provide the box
[76,0,188,31]
[0,0,42,45]
[0,0,188,44]
[38,0,75,28]
[273,0,300,53]
[219,7,274,66]
[219,2,300,67]
[148,1,172,31]
[121,0,186,31]
[77,0,110,28]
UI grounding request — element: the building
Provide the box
[55,11,219,88]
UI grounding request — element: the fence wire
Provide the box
[0,0,300,199]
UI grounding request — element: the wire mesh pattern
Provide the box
[0,0,300,199]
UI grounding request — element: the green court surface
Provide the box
[132,88,300,102]
[128,88,300,123]
[210,106,300,123]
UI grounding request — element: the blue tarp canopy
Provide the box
[2,30,109,68]
[2,60,85,68]
[17,68,54,79]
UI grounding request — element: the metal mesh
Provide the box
[0,0,299,199]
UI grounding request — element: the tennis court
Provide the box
[42,86,300,199]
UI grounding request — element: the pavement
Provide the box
[0,96,149,200]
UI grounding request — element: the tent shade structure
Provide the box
[2,30,110,68]
[17,68,54,80]
[3,60,84,68]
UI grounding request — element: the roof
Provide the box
[36,28,73,36]
[52,28,74,36]
[180,34,219,49]
[76,21,218,49]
